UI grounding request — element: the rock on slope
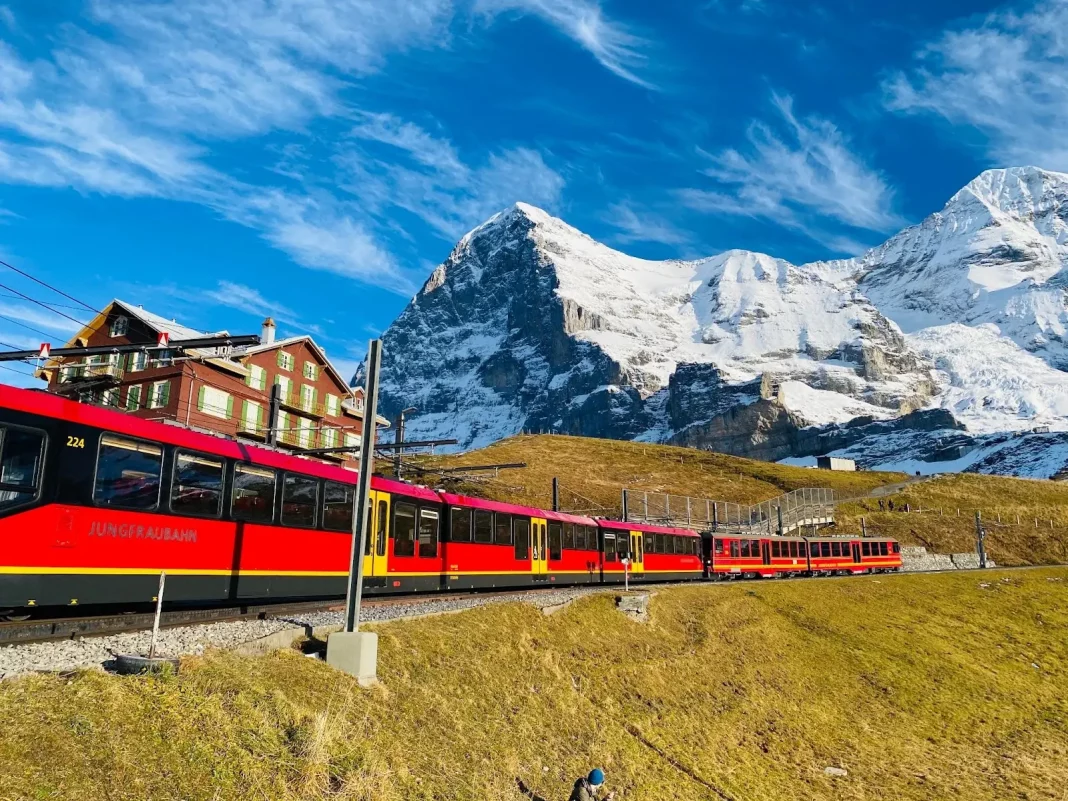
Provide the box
[374,167,1068,478]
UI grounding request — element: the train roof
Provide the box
[438,492,597,526]
[598,518,699,536]
[0,384,441,501]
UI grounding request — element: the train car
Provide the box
[709,534,780,578]
[438,493,600,589]
[858,537,902,572]
[0,384,445,613]
[597,519,703,584]
[804,537,866,575]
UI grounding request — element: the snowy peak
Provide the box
[950,166,1068,219]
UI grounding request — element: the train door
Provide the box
[761,540,771,566]
[531,517,548,579]
[851,542,861,564]
[362,491,390,579]
[629,531,645,574]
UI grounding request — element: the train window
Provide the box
[94,434,163,510]
[771,541,780,559]
[862,542,870,557]
[575,526,587,550]
[740,540,751,558]
[714,539,725,556]
[548,522,562,560]
[563,523,573,550]
[231,464,277,523]
[616,534,629,559]
[880,542,889,556]
[892,542,900,554]
[643,532,653,555]
[791,542,800,558]
[0,426,44,509]
[603,533,616,562]
[418,508,439,558]
[322,481,355,532]
[821,542,831,558]
[170,451,223,518]
[513,518,529,560]
[830,542,840,558]
[377,500,387,556]
[474,510,493,544]
[652,533,663,553]
[451,508,472,542]
[495,514,513,546]
[730,540,740,558]
[810,542,820,557]
[281,474,318,528]
[393,503,416,557]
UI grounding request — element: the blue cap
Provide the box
[588,768,605,786]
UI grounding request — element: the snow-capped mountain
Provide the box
[374,166,1068,478]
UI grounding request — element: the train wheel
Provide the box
[0,610,31,622]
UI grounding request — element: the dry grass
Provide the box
[415,434,908,514]
[3,568,1067,800]
[835,474,1068,565]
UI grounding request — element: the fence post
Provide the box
[644,492,649,519]
[552,477,559,512]
[975,511,987,569]
[861,517,866,537]
[687,497,692,526]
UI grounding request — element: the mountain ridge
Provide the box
[372,166,1068,478]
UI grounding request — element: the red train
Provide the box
[0,385,898,616]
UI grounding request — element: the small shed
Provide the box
[817,456,856,472]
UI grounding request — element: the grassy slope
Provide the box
[2,569,1066,801]
[418,435,1068,566]
[415,434,908,513]
[836,474,1068,565]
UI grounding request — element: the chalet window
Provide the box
[296,417,314,448]
[474,510,493,543]
[275,374,292,403]
[300,384,316,413]
[240,401,262,434]
[325,393,341,417]
[101,388,119,408]
[322,481,354,532]
[197,386,232,420]
[246,364,267,391]
[277,351,294,371]
[418,508,439,558]
[451,507,472,542]
[303,361,319,381]
[125,385,142,411]
[495,513,513,545]
[147,380,170,410]
[344,432,359,449]
[0,426,44,509]
[171,452,224,518]
[94,435,162,510]
[393,503,416,557]
[321,427,338,449]
[128,351,147,372]
[231,464,277,523]
[109,316,128,337]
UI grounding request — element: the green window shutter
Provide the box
[159,381,170,407]
[197,385,206,411]
[259,403,266,429]
[225,394,234,419]
[276,350,284,368]
[241,400,249,426]
[245,368,253,387]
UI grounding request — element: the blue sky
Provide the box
[0,0,1066,384]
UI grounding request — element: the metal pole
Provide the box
[552,477,559,512]
[777,505,783,536]
[343,340,382,634]
[975,511,987,569]
[149,571,166,659]
[621,489,629,522]
[861,517,866,537]
[266,382,282,446]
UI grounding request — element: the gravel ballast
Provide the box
[0,586,613,681]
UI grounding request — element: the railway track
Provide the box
[0,588,573,646]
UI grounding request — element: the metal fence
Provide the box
[623,486,838,535]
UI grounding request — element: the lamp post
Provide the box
[393,406,417,479]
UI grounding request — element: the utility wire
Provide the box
[0,280,89,329]
[0,312,58,340]
[0,258,99,313]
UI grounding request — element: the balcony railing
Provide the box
[276,391,343,419]
[58,363,123,384]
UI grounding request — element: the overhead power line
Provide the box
[0,258,98,313]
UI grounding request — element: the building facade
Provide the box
[37,300,381,466]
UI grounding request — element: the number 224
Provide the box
[66,436,85,449]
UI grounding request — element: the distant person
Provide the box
[888,500,895,512]
[517,769,615,801]
[878,499,885,512]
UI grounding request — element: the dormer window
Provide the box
[110,316,129,337]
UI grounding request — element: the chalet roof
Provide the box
[111,299,210,341]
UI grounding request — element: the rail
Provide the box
[623,486,838,535]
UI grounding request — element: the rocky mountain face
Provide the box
[375,167,1068,479]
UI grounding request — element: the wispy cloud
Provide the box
[604,201,692,247]
[475,0,655,88]
[338,114,565,240]
[0,301,84,335]
[680,92,903,249]
[885,0,1068,170]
